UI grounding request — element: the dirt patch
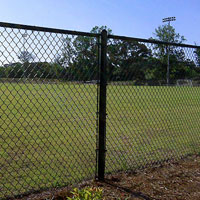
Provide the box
[15,155,200,200]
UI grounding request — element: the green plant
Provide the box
[67,187,103,200]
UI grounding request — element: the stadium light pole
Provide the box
[22,31,28,52]
[21,31,28,78]
[162,17,176,85]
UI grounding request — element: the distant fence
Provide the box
[1,22,200,199]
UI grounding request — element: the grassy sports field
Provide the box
[1,82,200,198]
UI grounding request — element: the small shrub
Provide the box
[67,187,103,200]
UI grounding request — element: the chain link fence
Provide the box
[1,23,200,199]
[105,35,200,173]
[0,23,100,199]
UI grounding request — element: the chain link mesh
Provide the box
[0,25,100,199]
[105,37,200,173]
[1,23,200,199]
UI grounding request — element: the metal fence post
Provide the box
[97,29,107,181]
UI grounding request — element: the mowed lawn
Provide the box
[1,82,200,198]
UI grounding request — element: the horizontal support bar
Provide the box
[0,21,199,49]
[108,34,200,49]
[0,22,100,38]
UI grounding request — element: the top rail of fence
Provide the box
[0,22,100,38]
[108,34,200,49]
[0,21,199,49]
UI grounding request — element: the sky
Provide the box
[0,0,199,45]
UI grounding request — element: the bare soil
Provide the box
[15,155,200,200]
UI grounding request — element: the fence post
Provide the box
[97,29,107,181]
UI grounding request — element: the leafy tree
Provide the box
[18,51,35,63]
[153,24,186,43]
[56,26,112,81]
[90,25,112,34]
[107,39,152,81]
[150,24,196,81]
[0,66,6,78]
[152,24,186,60]
[55,36,75,69]
[194,46,200,67]
[52,25,199,83]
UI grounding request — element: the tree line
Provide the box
[1,25,200,84]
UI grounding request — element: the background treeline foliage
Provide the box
[1,25,200,83]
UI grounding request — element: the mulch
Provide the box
[15,155,200,200]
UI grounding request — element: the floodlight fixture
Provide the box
[162,17,176,85]
[162,17,176,24]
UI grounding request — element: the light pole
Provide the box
[162,17,176,85]
[21,31,28,78]
[22,31,28,53]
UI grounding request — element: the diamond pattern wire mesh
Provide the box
[0,25,100,199]
[1,23,200,200]
[105,37,200,173]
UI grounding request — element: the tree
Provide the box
[152,24,186,60]
[151,24,194,81]
[0,66,6,78]
[194,46,200,67]
[56,26,112,81]
[55,25,198,83]
[107,39,152,82]
[153,24,186,44]
[18,51,35,63]
[56,26,155,82]
[17,51,35,78]
[90,26,112,34]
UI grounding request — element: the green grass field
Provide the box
[1,82,200,198]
